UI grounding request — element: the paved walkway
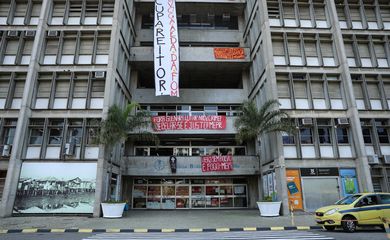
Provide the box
[0,210,316,230]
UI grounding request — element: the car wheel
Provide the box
[324,226,336,231]
[341,216,357,233]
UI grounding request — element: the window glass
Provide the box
[379,194,390,204]
[336,128,349,144]
[300,128,313,144]
[318,127,331,144]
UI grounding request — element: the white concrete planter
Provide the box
[101,203,126,218]
[256,201,282,217]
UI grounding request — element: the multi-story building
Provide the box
[0,0,389,217]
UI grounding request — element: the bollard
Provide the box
[290,201,295,226]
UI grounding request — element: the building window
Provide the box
[2,119,17,145]
[362,128,372,144]
[48,120,64,145]
[28,119,44,145]
[300,128,313,144]
[336,128,349,144]
[318,127,331,144]
[282,132,295,145]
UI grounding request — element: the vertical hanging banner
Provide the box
[154,0,179,97]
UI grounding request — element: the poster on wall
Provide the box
[201,155,233,172]
[154,0,179,97]
[286,169,303,210]
[14,162,97,214]
[340,169,359,197]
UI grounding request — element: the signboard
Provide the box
[14,162,97,214]
[340,169,359,197]
[214,48,245,59]
[152,115,226,131]
[154,0,179,97]
[201,155,233,172]
[286,169,303,210]
[300,168,339,177]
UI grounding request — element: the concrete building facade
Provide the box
[0,0,389,217]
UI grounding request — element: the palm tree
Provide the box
[98,102,158,200]
[98,102,158,148]
[234,99,295,144]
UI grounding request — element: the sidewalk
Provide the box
[0,210,317,230]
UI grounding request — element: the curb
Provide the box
[0,226,323,234]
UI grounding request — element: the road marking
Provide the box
[22,229,37,233]
[83,230,335,240]
[79,229,93,233]
[51,229,65,233]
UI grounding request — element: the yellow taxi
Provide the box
[315,192,390,232]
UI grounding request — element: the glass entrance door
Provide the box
[301,177,340,212]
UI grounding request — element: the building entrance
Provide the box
[132,177,248,209]
[301,177,340,212]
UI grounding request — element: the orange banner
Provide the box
[214,48,245,59]
[286,169,303,210]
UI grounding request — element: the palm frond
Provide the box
[235,99,295,143]
[98,102,159,147]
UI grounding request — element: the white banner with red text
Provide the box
[154,0,179,97]
[201,155,233,172]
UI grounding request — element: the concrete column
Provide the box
[258,0,290,215]
[327,0,373,192]
[0,0,50,217]
[93,0,132,217]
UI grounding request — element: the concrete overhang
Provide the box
[130,46,250,64]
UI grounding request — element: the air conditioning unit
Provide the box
[301,118,313,126]
[47,30,59,37]
[2,145,11,157]
[94,71,105,78]
[368,155,379,164]
[7,30,19,37]
[384,155,390,164]
[337,118,349,125]
[64,142,75,156]
[25,30,35,37]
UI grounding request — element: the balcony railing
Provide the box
[123,155,259,176]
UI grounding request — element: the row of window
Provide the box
[139,105,242,117]
[142,14,238,30]
[352,74,390,110]
[0,72,105,110]
[335,0,390,30]
[282,118,353,159]
[0,1,41,26]
[344,35,390,68]
[50,0,114,25]
[134,146,246,157]
[267,0,329,28]
[272,33,337,67]
[1,33,35,65]
[25,118,100,160]
[42,31,110,65]
[277,73,344,110]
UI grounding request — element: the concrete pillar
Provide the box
[327,0,373,192]
[0,0,50,217]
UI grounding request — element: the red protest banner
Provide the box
[152,116,226,131]
[214,48,245,59]
[201,155,233,172]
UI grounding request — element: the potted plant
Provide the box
[101,200,127,218]
[256,192,282,217]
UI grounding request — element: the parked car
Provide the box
[315,192,390,232]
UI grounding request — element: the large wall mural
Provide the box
[13,162,97,214]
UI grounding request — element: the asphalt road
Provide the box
[0,229,387,240]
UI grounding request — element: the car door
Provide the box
[378,194,390,223]
[355,195,382,225]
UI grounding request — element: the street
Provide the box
[0,229,387,240]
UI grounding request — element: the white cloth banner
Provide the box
[154,0,179,97]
